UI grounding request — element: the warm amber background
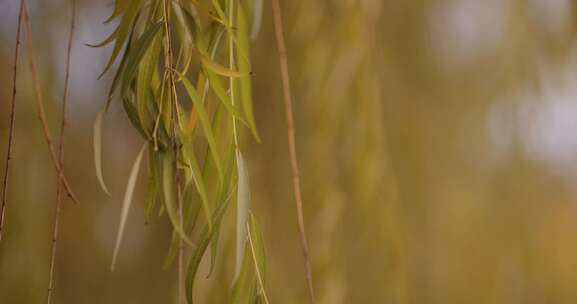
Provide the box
[2,0,577,303]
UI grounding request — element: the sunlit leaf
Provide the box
[205,70,247,125]
[201,55,248,78]
[236,4,260,141]
[177,72,224,182]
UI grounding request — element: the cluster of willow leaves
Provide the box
[93,0,272,302]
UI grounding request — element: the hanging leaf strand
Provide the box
[93,1,267,302]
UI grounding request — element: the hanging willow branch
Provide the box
[22,0,79,205]
[270,0,316,301]
[93,1,267,303]
[0,0,25,241]
[47,0,76,302]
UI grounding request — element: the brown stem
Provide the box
[47,0,76,302]
[270,0,315,302]
[0,0,25,241]
[22,0,78,204]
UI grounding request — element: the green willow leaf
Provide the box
[93,109,110,195]
[144,148,158,224]
[161,151,196,247]
[111,143,147,271]
[122,97,150,139]
[231,214,268,304]
[179,128,213,231]
[136,33,161,135]
[98,0,142,79]
[177,72,224,183]
[236,4,260,141]
[204,70,247,125]
[121,21,163,96]
[201,55,247,78]
[207,132,235,276]
[247,213,268,303]
[185,186,234,304]
[104,0,131,23]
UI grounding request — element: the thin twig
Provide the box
[47,0,76,302]
[162,1,184,302]
[177,183,184,304]
[0,0,25,241]
[270,0,315,302]
[22,0,79,204]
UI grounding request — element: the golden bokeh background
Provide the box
[2,0,577,303]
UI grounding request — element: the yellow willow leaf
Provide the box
[201,55,248,78]
[93,109,110,195]
[110,143,147,271]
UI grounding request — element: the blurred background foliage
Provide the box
[2,0,577,303]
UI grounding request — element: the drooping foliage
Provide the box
[92,0,267,302]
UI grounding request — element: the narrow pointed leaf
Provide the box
[111,143,147,271]
[177,73,224,182]
[236,5,260,141]
[94,109,110,195]
[121,22,163,96]
[234,150,250,283]
[201,55,248,78]
[161,152,196,247]
[250,0,263,41]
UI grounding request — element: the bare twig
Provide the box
[22,0,79,204]
[0,0,25,241]
[177,183,184,304]
[162,1,184,301]
[47,0,76,302]
[270,0,315,302]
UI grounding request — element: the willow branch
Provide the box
[270,0,315,302]
[0,0,25,241]
[22,0,79,204]
[47,0,76,302]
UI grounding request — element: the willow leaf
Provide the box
[144,148,158,224]
[161,152,196,247]
[247,213,268,302]
[122,21,163,96]
[201,55,247,78]
[177,73,224,183]
[236,4,260,141]
[93,109,110,195]
[111,143,147,271]
[205,70,247,125]
[99,0,142,78]
[180,131,213,231]
[207,133,235,276]
[136,33,161,135]
[185,187,233,304]
[250,0,263,41]
[234,150,250,283]
[104,0,131,24]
